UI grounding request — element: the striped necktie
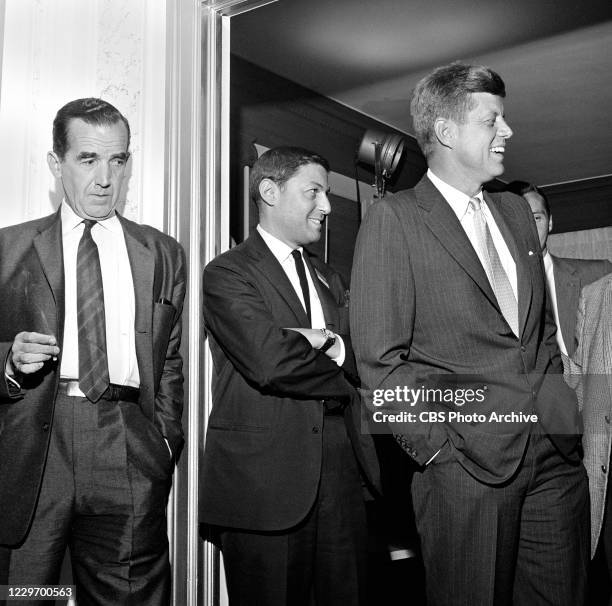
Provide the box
[469,198,519,336]
[77,219,110,402]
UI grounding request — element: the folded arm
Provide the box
[203,260,354,400]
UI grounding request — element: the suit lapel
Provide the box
[303,252,338,331]
[119,216,155,401]
[247,231,312,327]
[415,177,498,308]
[485,191,533,336]
[33,211,65,341]
[551,257,578,349]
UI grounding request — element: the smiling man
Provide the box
[351,63,589,605]
[0,98,185,605]
[201,147,379,605]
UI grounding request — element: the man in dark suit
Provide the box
[201,147,379,605]
[351,63,589,605]
[0,98,185,605]
[506,180,611,357]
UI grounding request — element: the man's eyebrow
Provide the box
[76,151,99,160]
[74,151,129,161]
[309,181,331,193]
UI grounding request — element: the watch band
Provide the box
[319,328,336,354]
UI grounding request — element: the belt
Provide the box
[58,379,140,403]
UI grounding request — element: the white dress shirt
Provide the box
[543,251,568,356]
[60,203,139,390]
[257,225,345,366]
[428,169,518,300]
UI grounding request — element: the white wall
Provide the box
[0,0,167,229]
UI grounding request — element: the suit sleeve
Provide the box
[350,200,447,465]
[203,260,355,400]
[154,243,186,459]
[0,342,22,401]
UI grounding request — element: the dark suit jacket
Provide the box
[550,254,612,357]
[350,176,581,485]
[200,231,380,532]
[0,210,186,546]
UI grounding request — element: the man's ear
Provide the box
[258,178,278,207]
[433,118,455,149]
[548,214,553,234]
[47,151,62,178]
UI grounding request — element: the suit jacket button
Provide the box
[602,465,608,474]
[520,345,526,353]
[312,426,320,434]
[606,416,610,424]
[42,423,50,431]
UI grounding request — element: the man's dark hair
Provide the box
[250,146,330,206]
[505,180,550,214]
[52,98,131,160]
[411,62,506,157]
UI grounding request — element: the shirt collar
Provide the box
[427,168,484,221]
[257,224,300,264]
[61,201,122,236]
[543,250,553,272]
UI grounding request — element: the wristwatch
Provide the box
[319,328,336,354]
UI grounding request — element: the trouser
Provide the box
[219,414,368,606]
[412,431,590,606]
[0,393,173,606]
[592,444,612,605]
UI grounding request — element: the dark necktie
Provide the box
[77,219,110,402]
[291,249,312,325]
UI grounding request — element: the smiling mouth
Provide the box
[490,146,505,155]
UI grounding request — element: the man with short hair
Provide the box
[0,98,186,605]
[201,146,379,605]
[351,63,589,605]
[506,180,611,357]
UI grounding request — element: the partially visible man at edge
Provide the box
[351,63,589,605]
[506,180,611,358]
[567,273,612,603]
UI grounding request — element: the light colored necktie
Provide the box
[469,198,519,336]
